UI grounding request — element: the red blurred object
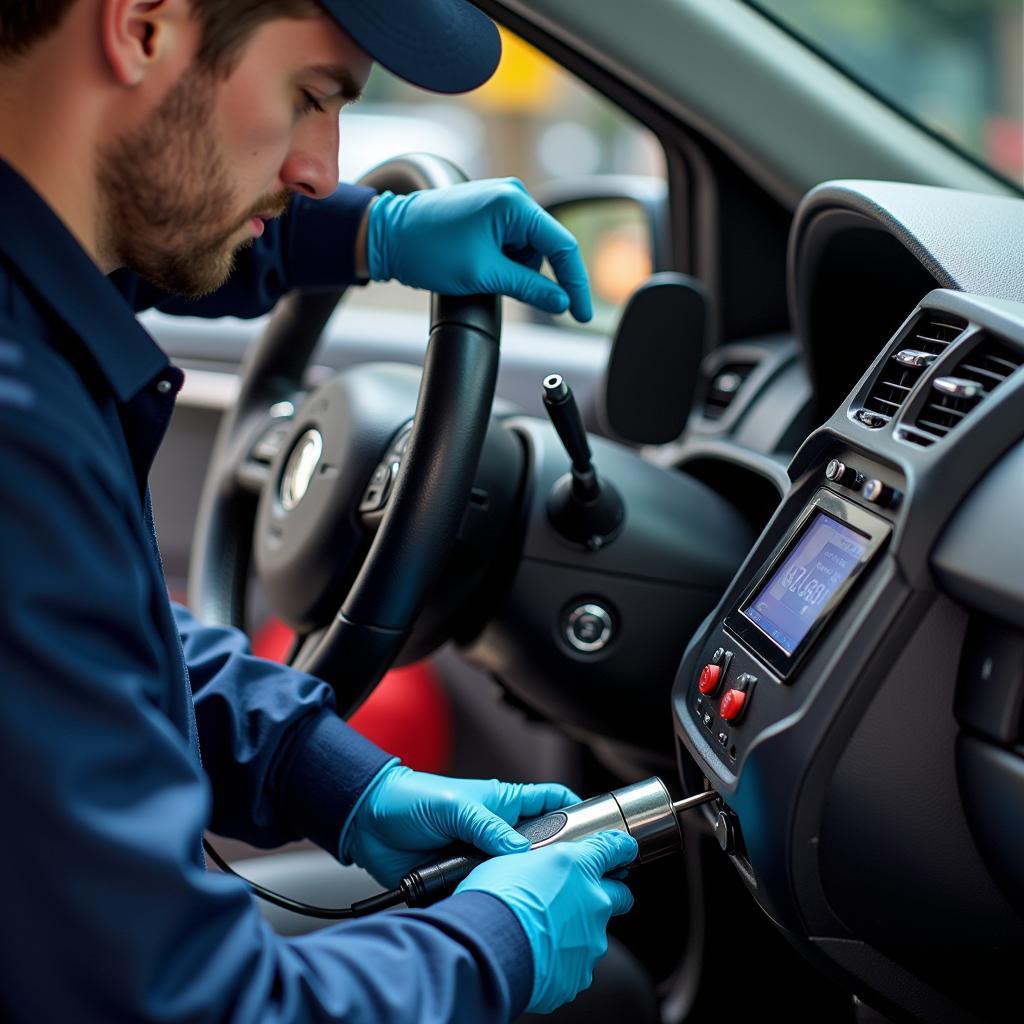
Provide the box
[252,617,453,774]
[985,116,1024,181]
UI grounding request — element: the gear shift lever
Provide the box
[541,374,624,549]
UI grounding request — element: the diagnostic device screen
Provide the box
[741,512,869,656]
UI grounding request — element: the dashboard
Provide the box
[166,172,1024,1022]
[671,181,1024,1022]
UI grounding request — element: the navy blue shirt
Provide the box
[0,160,530,1022]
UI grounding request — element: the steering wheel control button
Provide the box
[825,459,864,490]
[719,688,747,722]
[279,429,323,512]
[702,710,714,730]
[252,423,292,464]
[698,663,722,696]
[716,731,729,749]
[861,478,902,509]
[359,462,394,513]
[565,603,614,653]
[393,427,413,455]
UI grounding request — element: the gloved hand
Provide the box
[365,177,593,322]
[456,829,638,1015]
[341,762,581,887]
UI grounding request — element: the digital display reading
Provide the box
[741,512,869,656]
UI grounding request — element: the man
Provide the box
[0,1,639,1022]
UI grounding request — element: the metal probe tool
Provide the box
[401,778,719,908]
[672,791,720,816]
[209,780,720,918]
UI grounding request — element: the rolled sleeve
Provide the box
[176,604,394,853]
[284,183,377,291]
[113,184,377,318]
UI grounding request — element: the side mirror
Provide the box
[537,176,668,335]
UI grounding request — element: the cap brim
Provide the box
[321,0,502,94]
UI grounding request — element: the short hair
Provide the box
[0,1,324,73]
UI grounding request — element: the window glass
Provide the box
[339,28,666,326]
[745,1,1024,189]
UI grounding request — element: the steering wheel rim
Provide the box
[188,154,501,717]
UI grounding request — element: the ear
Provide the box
[100,0,193,87]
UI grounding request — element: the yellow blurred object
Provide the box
[470,28,563,112]
[593,230,652,307]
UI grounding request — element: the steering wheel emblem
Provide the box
[280,429,323,511]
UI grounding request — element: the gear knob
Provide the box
[541,373,624,548]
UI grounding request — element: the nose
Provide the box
[279,114,341,200]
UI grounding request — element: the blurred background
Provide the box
[338,6,1024,330]
[338,27,666,332]
[751,0,1024,187]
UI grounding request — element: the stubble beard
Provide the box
[98,67,262,297]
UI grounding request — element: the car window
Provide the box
[744,0,1024,190]
[340,27,666,332]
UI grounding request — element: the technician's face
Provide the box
[99,15,370,296]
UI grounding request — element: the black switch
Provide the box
[862,478,901,509]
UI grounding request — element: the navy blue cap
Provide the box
[320,0,502,94]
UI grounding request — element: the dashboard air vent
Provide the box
[909,333,1023,445]
[703,362,757,420]
[855,312,966,428]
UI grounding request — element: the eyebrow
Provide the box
[306,64,365,103]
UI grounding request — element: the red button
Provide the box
[719,689,747,721]
[698,663,721,695]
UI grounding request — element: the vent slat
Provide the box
[917,418,955,434]
[924,403,970,421]
[984,354,1020,374]
[906,329,1022,446]
[859,311,967,428]
[956,363,1004,386]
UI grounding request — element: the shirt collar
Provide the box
[0,159,168,403]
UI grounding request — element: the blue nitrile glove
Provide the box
[366,177,593,322]
[340,762,582,887]
[456,829,638,1015]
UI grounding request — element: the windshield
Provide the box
[745,0,1024,189]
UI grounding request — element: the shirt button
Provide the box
[155,379,173,394]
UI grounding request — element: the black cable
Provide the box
[202,838,406,920]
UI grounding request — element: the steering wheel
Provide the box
[188,155,501,718]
